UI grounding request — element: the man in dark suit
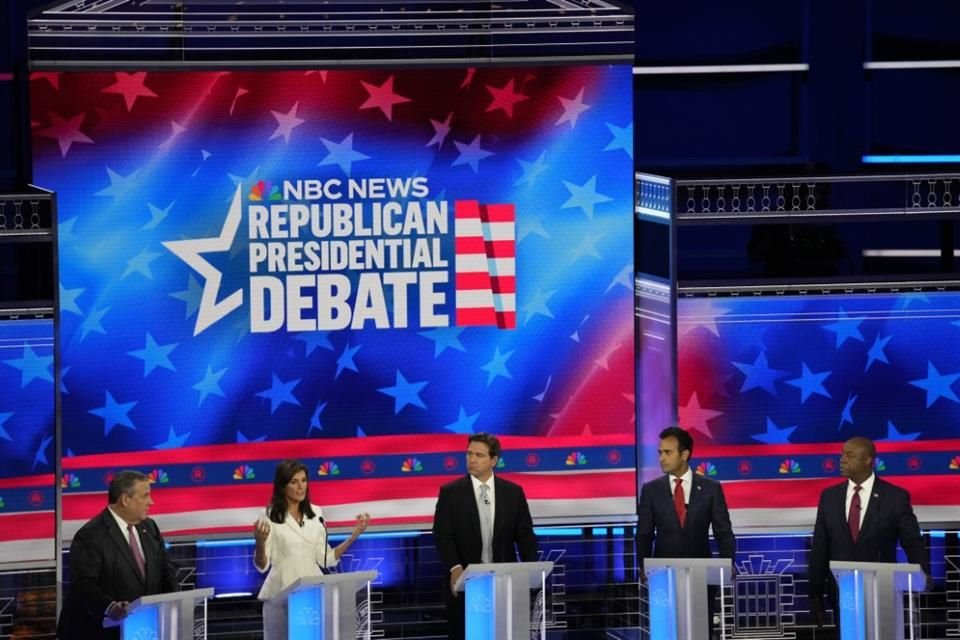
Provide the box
[637,426,736,635]
[808,437,930,631]
[57,470,178,640]
[637,426,736,564]
[432,433,538,640]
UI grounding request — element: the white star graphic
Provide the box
[163,185,244,336]
[269,101,306,144]
[555,87,591,128]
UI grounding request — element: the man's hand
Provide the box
[107,601,130,621]
[449,566,464,596]
[808,595,825,628]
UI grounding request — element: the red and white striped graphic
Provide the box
[454,200,516,328]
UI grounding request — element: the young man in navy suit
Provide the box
[432,433,538,640]
[808,437,930,630]
[637,426,736,635]
[637,426,736,564]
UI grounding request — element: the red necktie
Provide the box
[673,478,686,527]
[128,524,146,578]
[848,485,862,543]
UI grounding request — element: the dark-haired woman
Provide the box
[253,459,370,639]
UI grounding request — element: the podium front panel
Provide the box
[465,573,496,640]
[121,605,160,640]
[836,570,866,640]
[647,567,678,640]
[288,585,325,640]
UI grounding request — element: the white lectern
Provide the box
[122,587,214,640]
[830,561,926,640]
[454,561,554,640]
[272,571,378,640]
[644,557,732,640]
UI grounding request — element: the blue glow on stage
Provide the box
[862,154,960,163]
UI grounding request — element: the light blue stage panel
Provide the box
[465,573,495,640]
[647,567,677,640]
[837,570,866,640]
[288,585,325,640]
[122,604,159,639]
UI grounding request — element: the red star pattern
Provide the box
[31,72,61,90]
[36,111,94,157]
[485,78,528,118]
[101,71,158,112]
[678,392,724,439]
[359,75,412,122]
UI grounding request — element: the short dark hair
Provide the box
[108,470,149,504]
[659,426,694,458]
[468,433,501,459]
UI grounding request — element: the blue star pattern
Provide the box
[678,293,960,447]
[3,345,55,387]
[378,370,429,414]
[89,391,138,436]
[443,406,480,434]
[256,374,302,414]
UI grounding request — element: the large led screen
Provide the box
[0,319,55,562]
[677,292,960,529]
[32,66,636,537]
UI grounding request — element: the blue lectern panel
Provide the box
[465,574,495,640]
[289,587,325,640]
[122,605,160,639]
[837,571,866,640]
[647,568,677,640]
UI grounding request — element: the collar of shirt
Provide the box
[471,473,495,500]
[847,473,875,497]
[107,505,135,533]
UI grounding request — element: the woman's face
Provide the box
[285,470,308,505]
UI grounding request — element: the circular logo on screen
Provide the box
[360,459,376,475]
[906,456,922,471]
[29,491,44,507]
[190,466,206,483]
[103,471,115,486]
[737,460,752,476]
[821,458,837,473]
[607,450,622,465]
[525,453,540,468]
[442,456,458,471]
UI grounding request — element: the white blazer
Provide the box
[255,505,338,600]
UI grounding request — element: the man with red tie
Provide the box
[57,470,178,640]
[637,426,736,566]
[808,437,930,630]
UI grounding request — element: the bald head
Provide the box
[840,437,875,483]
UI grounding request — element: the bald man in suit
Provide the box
[808,437,930,631]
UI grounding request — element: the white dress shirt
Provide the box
[255,505,338,601]
[107,506,144,562]
[845,473,875,529]
[471,472,496,525]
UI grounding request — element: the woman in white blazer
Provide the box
[253,459,370,639]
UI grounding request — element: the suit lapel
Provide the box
[463,476,482,538]
[104,511,145,585]
[687,474,703,522]
[858,480,883,542]
[661,476,683,528]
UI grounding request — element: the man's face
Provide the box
[285,470,308,505]
[120,480,153,523]
[466,441,497,481]
[839,440,872,480]
[658,436,689,476]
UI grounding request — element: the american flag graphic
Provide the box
[454,200,516,329]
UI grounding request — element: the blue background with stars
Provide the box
[678,292,960,445]
[32,67,635,477]
[0,319,55,480]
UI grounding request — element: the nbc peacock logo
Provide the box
[778,459,801,474]
[147,468,169,484]
[496,457,506,469]
[0,496,5,509]
[565,451,587,466]
[695,462,718,477]
[233,464,255,480]
[874,458,886,472]
[318,461,340,476]
[949,455,960,470]
[401,457,423,472]
[249,179,281,201]
[61,473,81,488]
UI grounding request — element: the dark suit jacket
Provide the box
[637,473,736,566]
[432,474,538,572]
[808,477,929,603]
[57,508,178,640]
